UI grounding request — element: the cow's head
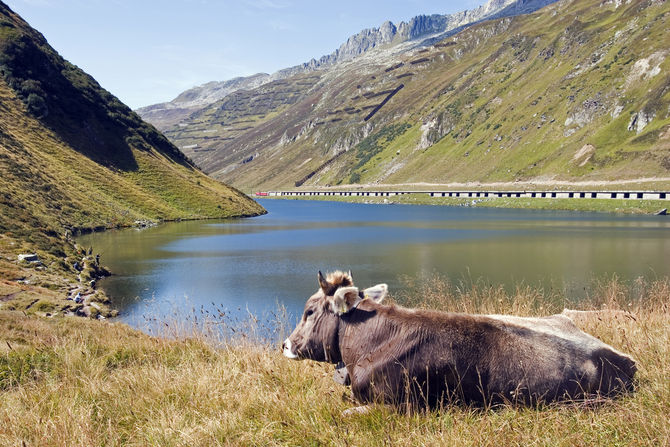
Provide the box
[282,270,388,363]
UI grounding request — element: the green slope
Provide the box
[0,2,264,314]
[160,0,670,191]
[162,73,322,174]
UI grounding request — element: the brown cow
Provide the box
[282,271,637,411]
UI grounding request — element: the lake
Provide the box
[77,199,670,333]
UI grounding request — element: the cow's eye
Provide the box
[304,309,314,318]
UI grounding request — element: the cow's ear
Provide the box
[329,287,361,315]
[363,284,387,303]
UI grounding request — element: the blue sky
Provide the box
[6,0,480,109]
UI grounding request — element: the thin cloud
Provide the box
[268,19,294,31]
[243,0,292,9]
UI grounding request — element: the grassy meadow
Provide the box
[1,276,668,446]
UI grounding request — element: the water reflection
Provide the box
[77,199,670,331]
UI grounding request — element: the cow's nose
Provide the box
[282,338,298,359]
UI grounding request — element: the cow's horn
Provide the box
[318,270,329,291]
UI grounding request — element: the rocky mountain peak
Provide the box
[379,21,397,41]
[398,14,449,40]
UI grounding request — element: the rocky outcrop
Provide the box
[332,21,399,62]
[625,51,666,89]
[628,110,655,133]
[274,16,448,72]
[565,96,607,129]
[299,0,558,71]
[572,144,596,167]
[418,111,456,150]
[398,15,449,40]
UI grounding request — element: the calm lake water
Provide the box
[78,199,670,332]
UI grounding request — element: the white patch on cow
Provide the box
[485,314,603,350]
[363,284,388,303]
[485,313,637,365]
[282,338,298,359]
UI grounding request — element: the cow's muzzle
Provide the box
[282,338,298,359]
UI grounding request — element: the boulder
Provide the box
[18,253,39,262]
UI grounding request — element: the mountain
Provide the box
[307,0,559,66]
[136,73,272,131]
[150,0,670,192]
[0,1,264,312]
[138,0,557,132]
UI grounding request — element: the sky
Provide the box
[6,0,481,109]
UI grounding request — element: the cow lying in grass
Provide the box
[282,271,637,412]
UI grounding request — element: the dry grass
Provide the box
[0,277,668,446]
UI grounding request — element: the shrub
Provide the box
[33,300,56,313]
[26,92,47,117]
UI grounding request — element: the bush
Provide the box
[19,79,44,96]
[26,92,47,118]
[34,300,56,313]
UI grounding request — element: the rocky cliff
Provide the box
[270,0,559,72]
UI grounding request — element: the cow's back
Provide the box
[339,302,636,407]
[480,313,636,401]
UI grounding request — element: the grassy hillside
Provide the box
[158,0,670,192]
[162,73,322,175]
[0,2,264,316]
[0,277,668,445]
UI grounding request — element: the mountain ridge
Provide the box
[137,0,557,130]
[155,0,670,192]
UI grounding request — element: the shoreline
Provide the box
[0,209,267,322]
